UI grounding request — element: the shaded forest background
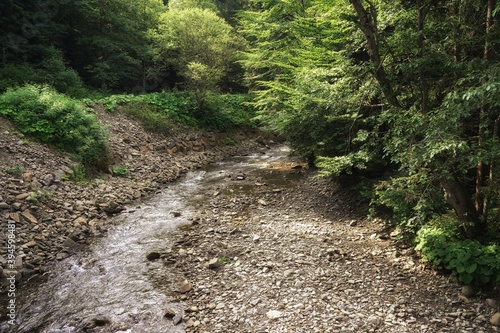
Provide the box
[1,0,500,286]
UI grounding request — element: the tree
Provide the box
[61,0,166,91]
[151,7,245,109]
[347,0,499,239]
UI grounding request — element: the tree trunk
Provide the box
[476,0,496,220]
[440,178,482,238]
[349,0,400,108]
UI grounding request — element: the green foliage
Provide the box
[99,92,197,129]
[416,217,500,285]
[112,167,129,177]
[151,7,245,107]
[7,166,23,177]
[0,48,85,96]
[201,94,257,130]
[121,101,178,133]
[0,85,109,171]
[99,92,255,132]
[370,172,448,233]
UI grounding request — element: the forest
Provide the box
[1,0,500,286]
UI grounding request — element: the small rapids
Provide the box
[2,146,295,333]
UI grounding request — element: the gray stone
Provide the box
[163,307,176,318]
[0,202,11,209]
[207,258,221,269]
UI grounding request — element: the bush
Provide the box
[201,94,257,131]
[99,92,256,132]
[0,84,108,171]
[415,216,500,285]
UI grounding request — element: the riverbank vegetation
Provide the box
[1,0,499,285]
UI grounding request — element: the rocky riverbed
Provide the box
[0,107,267,294]
[1,106,500,332]
[156,158,500,332]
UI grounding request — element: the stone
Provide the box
[41,174,54,186]
[486,298,499,309]
[63,237,82,252]
[12,202,22,210]
[179,280,193,293]
[146,251,161,261]
[9,212,20,222]
[22,240,37,248]
[0,202,10,209]
[207,257,221,269]
[461,285,476,298]
[163,308,176,318]
[15,193,30,200]
[266,310,283,320]
[173,314,183,325]
[74,216,88,225]
[21,210,38,223]
[490,313,500,326]
[171,211,182,217]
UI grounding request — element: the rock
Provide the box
[21,210,38,223]
[0,202,11,209]
[83,316,111,329]
[207,257,221,269]
[146,251,161,261]
[41,174,54,186]
[461,285,476,298]
[15,193,30,200]
[490,313,500,326]
[12,202,22,210]
[9,212,20,222]
[22,240,37,248]
[56,252,70,260]
[179,279,193,293]
[266,310,283,320]
[63,237,82,252]
[103,203,125,214]
[486,298,499,309]
[171,211,182,217]
[74,216,88,225]
[173,314,183,325]
[163,307,176,318]
[258,199,268,206]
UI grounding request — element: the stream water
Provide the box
[2,146,294,333]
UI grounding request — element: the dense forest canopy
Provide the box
[1,0,500,284]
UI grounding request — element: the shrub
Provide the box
[415,216,500,285]
[0,84,108,171]
[201,94,257,131]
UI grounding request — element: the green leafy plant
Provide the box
[112,166,129,177]
[416,217,500,285]
[0,84,109,172]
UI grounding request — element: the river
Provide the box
[2,146,291,333]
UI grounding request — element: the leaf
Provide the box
[465,262,477,274]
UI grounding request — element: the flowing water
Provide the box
[2,146,297,333]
